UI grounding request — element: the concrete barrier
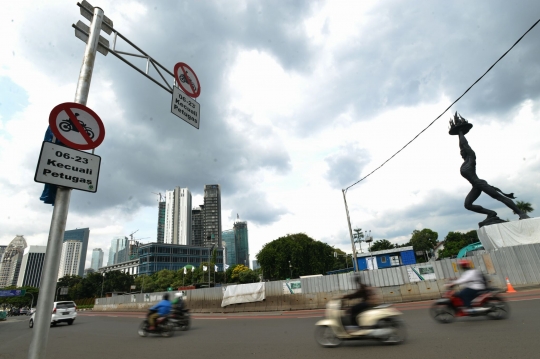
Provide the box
[399,283,422,302]
[417,280,441,300]
[381,286,402,303]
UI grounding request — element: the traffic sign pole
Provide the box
[28,7,104,359]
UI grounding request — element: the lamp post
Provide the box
[365,230,374,269]
[208,243,216,286]
[288,260,292,279]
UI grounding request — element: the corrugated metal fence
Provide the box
[95,243,540,307]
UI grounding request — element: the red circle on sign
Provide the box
[49,102,105,150]
[174,62,201,98]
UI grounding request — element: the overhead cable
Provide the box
[345,17,540,192]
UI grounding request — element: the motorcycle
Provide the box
[315,299,406,347]
[169,308,191,331]
[138,310,174,337]
[430,285,509,323]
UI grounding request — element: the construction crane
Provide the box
[151,192,164,202]
[128,229,139,241]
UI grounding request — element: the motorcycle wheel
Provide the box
[486,297,509,320]
[314,325,341,348]
[59,121,72,132]
[161,323,174,337]
[138,321,148,337]
[430,303,455,323]
[378,318,407,344]
[180,317,191,331]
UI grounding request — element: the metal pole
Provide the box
[28,188,71,359]
[342,189,358,272]
[28,7,103,359]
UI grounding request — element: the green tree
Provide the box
[438,230,479,259]
[331,248,350,270]
[515,201,534,215]
[0,286,39,309]
[409,229,438,262]
[370,239,395,252]
[353,228,364,248]
[256,233,335,280]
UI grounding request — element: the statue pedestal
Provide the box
[477,217,540,251]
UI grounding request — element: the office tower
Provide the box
[203,184,222,247]
[107,236,130,265]
[58,240,83,280]
[17,246,46,287]
[63,228,89,277]
[91,248,104,270]
[157,201,166,243]
[234,221,249,267]
[222,229,236,265]
[0,235,27,287]
[191,206,204,246]
[0,245,6,275]
[164,187,192,245]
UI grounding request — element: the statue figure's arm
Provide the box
[459,132,475,159]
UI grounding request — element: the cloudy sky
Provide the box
[1,0,540,268]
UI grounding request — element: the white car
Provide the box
[29,301,77,328]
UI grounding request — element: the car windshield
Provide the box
[56,302,75,309]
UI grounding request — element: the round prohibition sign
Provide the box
[174,62,201,98]
[49,102,105,150]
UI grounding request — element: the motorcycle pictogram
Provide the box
[59,113,95,139]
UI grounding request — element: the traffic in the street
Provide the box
[2,291,540,359]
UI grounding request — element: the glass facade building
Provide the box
[91,248,104,270]
[63,228,89,277]
[108,236,130,266]
[138,243,224,276]
[17,246,46,287]
[222,229,236,266]
[234,221,249,267]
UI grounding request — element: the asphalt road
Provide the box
[2,291,539,359]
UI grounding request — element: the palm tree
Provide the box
[514,201,534,215]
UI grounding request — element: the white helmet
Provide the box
[175,292,183,298]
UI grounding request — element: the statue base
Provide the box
[477,217,540,251]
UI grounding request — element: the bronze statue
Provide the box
[449,112,529,227]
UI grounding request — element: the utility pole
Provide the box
[342,189,358,272]
[28,7,105,359]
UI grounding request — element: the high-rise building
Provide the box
[222,229,236,266]
[221,221,249,267]
[0,235,27,288]
[58,240,83,280]
[203,184,222,247]
[63,228,89,277]
[0,245,7,275]
[91,248,104,270]
[157,201,166,243]
[107,236,129,265]
[17,246,46,287]
[191,206,204,246]
[234,221,249,267]
[164,187,192,245]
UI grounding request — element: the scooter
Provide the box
[315,299,406,347]
[430,285,509,323]
[169,308,191,331]
[138,310,174,337]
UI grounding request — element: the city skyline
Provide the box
[2,1,539,274]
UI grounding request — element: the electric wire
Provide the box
[344,17,540,192]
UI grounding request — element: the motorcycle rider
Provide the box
[341,274,374,327]
[148,293,172,331]
[172,292,186,314]
[447,259,487,312]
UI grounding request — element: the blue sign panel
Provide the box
[0,289,26,297]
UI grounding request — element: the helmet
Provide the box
[163,293,170,300]
[458,259,472,270]
[175,292,183,298]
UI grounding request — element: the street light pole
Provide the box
[288,261,292,278]
[342,189,358,272]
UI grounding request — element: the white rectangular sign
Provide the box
[171,86,200,129]
[34,141,101,193]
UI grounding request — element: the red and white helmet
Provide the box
[458,259,472,270]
